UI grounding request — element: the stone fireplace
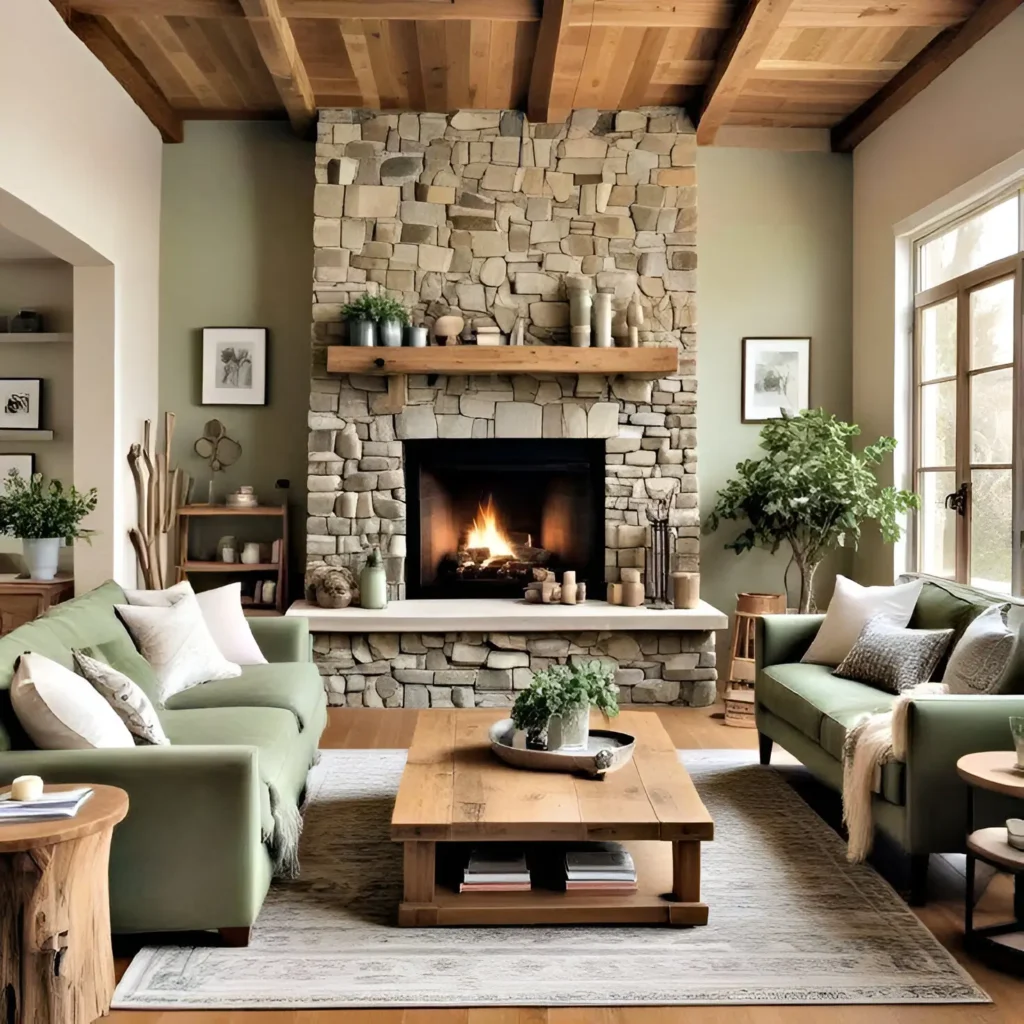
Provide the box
[302,106,718,709]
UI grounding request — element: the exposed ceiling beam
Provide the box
[831,0,1024,152]
[618,27,671,110]
[239,0,315,136]
[66,12,184,142]
[527,0,575,124]
[696,0,797,146]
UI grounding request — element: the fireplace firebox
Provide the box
[404,439,605,599]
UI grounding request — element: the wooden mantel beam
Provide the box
[696,0,796,146]
[65,12,184,143]
[831,0,1024,152]
[239,0,316,136]
[528,0,575,124]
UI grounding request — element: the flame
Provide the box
[465,496,515,558]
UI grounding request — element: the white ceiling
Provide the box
[0,223,55,260]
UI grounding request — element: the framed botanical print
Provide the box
[0,453,34,482]
[0,378,42,429]
[202,328,267,405]
[741,338,811,423]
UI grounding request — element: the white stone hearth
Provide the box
[287,598,725,632]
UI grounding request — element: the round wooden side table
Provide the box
[0,783,129,1024]
[956,751,1024,975]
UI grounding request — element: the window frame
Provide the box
[910,185,1024,595]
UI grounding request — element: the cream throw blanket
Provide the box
[841,682,947,862]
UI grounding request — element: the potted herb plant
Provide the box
[703,409,919,613]
[369,293,410,348]
[340,293,378,347]
[511,661,619,751]
[0,471,98,580]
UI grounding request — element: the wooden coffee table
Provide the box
[391,709,713,927]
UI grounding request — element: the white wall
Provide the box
[699,147,854,624]
[852,7,1024,584]
[0,0,163,590]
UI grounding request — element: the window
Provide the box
[912,190,1024,594]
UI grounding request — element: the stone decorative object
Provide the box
[560,570,577,605]
[434,314,465,346]
[593,289,614,348]
[621,568,644,607]
[608,583,622,605]
[626,296,643,348]
[307,565,358,609]
[672,571,700,609]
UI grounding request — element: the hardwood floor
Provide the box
[106,705,1023,1024]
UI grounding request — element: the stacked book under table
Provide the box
[459,843,637,894]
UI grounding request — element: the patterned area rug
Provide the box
[113,749,987,1008]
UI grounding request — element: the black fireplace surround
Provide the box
[405,438,605,599]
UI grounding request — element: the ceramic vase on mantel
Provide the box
[593,289,614,348]
[22,538,61,581]
[567,281,592,348]
[378,319,403,348]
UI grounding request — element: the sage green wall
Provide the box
[160,121,313,592]
[698,147,853,621]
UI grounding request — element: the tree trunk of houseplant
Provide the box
[792,552,820,614]
[22,538,61,580]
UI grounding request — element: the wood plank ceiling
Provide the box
[53,0,1020,150]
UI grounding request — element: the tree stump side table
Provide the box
[0,784,128,1024]
[956,751,1024,975]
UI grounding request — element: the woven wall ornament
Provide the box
[193,419,242,472]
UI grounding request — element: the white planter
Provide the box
[22,538,61,580]
[547,705,590,751]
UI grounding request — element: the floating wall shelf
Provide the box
[0,430,53,441]
[0,333,72,344]
[325,345,678,411]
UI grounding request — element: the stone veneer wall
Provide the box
[307,105,709,708]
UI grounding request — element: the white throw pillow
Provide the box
[124,580,266,666]
[11,652,135,750]
[73,650,170,745]
[943,605,1019,695]
[801,575,924,666]
[115,595,241,705]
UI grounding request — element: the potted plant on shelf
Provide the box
[369,293,410,348]
[511,661,619,751]
[340,293,378,347]
[703,408,919,613]
[0,471,98,580]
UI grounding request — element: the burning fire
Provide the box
[465,496,515,559]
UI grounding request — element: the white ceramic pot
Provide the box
[240,542,261,565]
[22,537,61,580]
[547,704,590,751]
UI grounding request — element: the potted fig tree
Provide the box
[704,409,919,613]
[0,471,98,580]
[511,661,619,751]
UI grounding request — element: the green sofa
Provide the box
[755,575,1024,903]
[0,580,327,943]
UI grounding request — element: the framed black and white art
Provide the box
[0,454,34,482]
[0,378,42,429]
[741,337,811,423]
[202,328,267,406]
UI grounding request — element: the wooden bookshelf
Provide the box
[175,504,288,615]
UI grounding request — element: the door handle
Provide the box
[944,482,969,516]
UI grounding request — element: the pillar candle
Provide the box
[11,774,43,802]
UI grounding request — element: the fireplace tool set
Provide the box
[644,499,676,609]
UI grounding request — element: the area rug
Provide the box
[113,749,987,1008]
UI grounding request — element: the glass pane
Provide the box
[919,299,957,380]
[919,195,1019,290]
[920,380,956,466]
[970,468,1012,592]
[970,277,1014,368]
[971,368,1013,464]
[919,472,957,578]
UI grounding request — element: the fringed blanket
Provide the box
[841,682,947,862]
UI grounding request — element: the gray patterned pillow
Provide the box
[942,604,1018,694]
[73,650,169,746]
[833,616,953,694]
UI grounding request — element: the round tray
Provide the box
[488,718,636,779]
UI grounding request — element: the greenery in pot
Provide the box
[0,472,98,541]
[511,660,619,748]
[703,408,918,613]
[339,293,377,322]
[367,293,410,326]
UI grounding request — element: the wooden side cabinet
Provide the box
[0,575,75,637]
